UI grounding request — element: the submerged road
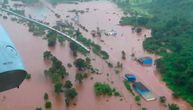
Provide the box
[0,7,90,52]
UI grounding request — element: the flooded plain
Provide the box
[0,1,192,110]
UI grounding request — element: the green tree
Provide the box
[64,80,73,89]
[187,78,193,92]
[75,72,84,83]
[35,108,42,110]
[70,42,78,56]
[54,82,63,93]
[25,73,31,79]
[58,36,65,44]
[64,88,78,106]
[159,96,166,103]
[47,36,56,47]
[44,54,69,84]
[142,107,147,110]
[135,96,141,104]
[45,101,52,109]
[51,57,62,69]
[43,51,52,60]
[94,82,113,96]
[73,58,87,70]
[44,92,49,100]
[85,57,91,68]
[168,104,180,110]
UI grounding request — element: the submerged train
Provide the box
[0,25,27,92]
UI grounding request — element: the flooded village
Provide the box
[0,0,192,110]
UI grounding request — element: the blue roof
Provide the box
[139,57,153,65]
[143,59,153,65]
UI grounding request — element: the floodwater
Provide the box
[0,1,193,110]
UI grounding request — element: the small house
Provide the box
[125,74,136,82]
[138,57,153,65]
[105,30,117,36]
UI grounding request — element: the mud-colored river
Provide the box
[0,1,192,110]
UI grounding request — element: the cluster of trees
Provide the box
[123,80,135,96]
[43,51,78,106]
[116,0,193,106]
[63,80,78,106]
[74,30,109,59]
[47,30,66,47]
[69,42,86,56]
[35,92,51,110]
[43,51,68,84]
[73,58,92,83]
[94,82,121,96]
[159,96,180,110]
[168,104,180,110]
[27,23,46,37]
[27,23,66,47]
[73,58,91,70]
[135,95,141,105]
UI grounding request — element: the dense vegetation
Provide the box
[75,30,109,59]
[123,80,135,96]
[43,51,78,106]
[63,81,78,106]
[94,82,121,96]
[115,0,193,106]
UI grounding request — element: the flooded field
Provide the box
[0,1,192,110]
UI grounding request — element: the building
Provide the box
[0,25,27,92]
[132,82,156,101]
[125,74,136,82]
[138,57,153,65]
[105,30,117,36]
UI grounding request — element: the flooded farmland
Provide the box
[0,0,192,110]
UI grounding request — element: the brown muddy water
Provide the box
[0,1,193,110]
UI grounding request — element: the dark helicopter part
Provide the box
[0,25,27,92]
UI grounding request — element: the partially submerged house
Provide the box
[105,30,117,36]
[132,82,156,101]
[138,57,153,65]
[125,74,136,82]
